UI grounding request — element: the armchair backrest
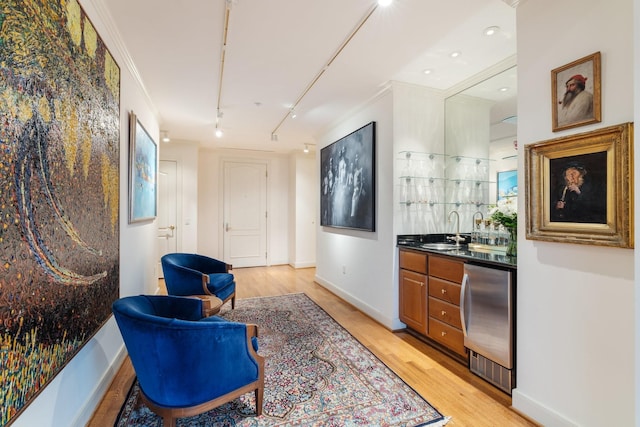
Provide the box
[112,295,260,408]
[161,253,230,296]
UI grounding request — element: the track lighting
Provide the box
[304,144,309,153]
[161,130,170,143]
[215,126,223,138]
[271,133,278,142]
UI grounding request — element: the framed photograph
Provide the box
[129,111,158,223]
[525,122,633,248]
[320,122,376,231]
[552,51,601,132]
[497,169,518,201]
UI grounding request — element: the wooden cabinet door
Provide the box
[399,269,427,334]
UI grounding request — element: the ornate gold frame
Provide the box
[525,123,634,248]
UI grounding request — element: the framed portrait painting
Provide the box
[551,51,601,132]
[525,122,633,248]
[129,111,158,223]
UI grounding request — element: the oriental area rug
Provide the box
[115,293,449,426]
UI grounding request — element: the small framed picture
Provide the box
[129,111,158,223]
[525,122,633,248]
[497,169,518,202]
[551,52,601,132]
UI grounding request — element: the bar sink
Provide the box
[420,242,460,251]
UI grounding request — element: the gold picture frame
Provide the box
[525,122,633,248]
[552,51,601,132]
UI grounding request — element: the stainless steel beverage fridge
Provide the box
[460,263,514,394]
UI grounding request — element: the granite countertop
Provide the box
[397,234,517,269]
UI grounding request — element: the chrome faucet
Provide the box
[447,210,465,247]
[472,211,484,243]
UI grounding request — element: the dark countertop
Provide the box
[397,234,517,269]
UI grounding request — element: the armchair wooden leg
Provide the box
[162,415,176,427]
[255,385,263,416]
[231,294,236,309]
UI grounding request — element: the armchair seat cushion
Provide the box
[208,273,235,301]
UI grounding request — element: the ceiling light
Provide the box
[450,51,461,58]
[378,0,393,6]
[422,69,433,75]
[271,133,278,142]
[483,26,500,36]
[161,131,170,143]
[215,126,223,138]
[499,87,509,92]
[290,110,297,119]
[304,144,309,154]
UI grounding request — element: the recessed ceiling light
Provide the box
[422,69,433,75]
[483,26,500,36]
[499,87,509,92]
[450,51,461,58]
[378,0,393,6]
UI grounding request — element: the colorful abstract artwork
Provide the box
[0,1,120,425]
[129,112,157,223]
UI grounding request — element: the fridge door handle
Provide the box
[460,272,469,337]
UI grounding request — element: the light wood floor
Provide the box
[88,265,539,427]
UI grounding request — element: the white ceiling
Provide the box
[100,0,517,154]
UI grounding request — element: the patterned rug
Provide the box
[115,293,449,426]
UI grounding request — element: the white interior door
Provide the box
[223,161,267,268]
[157,160,178,277]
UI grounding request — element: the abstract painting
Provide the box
[129,112,157,223]
[0,1,120,425]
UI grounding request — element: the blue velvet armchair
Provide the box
[112,295,264,427]
[161,253,236,309]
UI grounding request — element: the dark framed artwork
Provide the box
[497,169,518,201]
[525,123,633,248]
[129,111,158,223]
[552,51,601,132]
[320,122,376,231]
[0,0,121,424]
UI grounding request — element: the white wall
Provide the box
[315,90,400,328]
[513,0,635,425]
[290,153,317,268]
[159,142,199,253]
[11,0,161,426]
[197,149,290,265]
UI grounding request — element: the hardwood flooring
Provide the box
[88,265,539,427]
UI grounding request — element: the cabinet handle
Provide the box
[420,282,424,287]
[441,310,446,316]
[441,331,447,337]
[441,289,447,294]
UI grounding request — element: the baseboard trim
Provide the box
[313,274,403,330]
[512,389,578,427]
[72,346,127,427]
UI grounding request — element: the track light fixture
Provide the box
[303,144,309,153]
[271,133,278,142]
[215,125,223,138]
[161,130,170,143]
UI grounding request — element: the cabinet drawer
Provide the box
[429,297,462,329]
[429,318,466,357]
[428,277,461,306]
[400,250,427,274]
[428,255,463,282]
